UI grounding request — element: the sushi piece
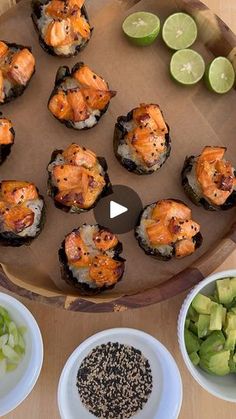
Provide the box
[31,0,92,57]
[0,115,15,165]
[47,143,112,213]
[59,224,125,295]
[0,180,45,246]
[0,41,35,105]
[182,146,236,211]
[48,63,116,130]
[113,103,171,175]
[135,199,202,260]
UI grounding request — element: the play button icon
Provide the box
[94,185,143,234]
[110,201,128,219]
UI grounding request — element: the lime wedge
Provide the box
[170,49,205,85]
[162,12,197,50]
[122,12,160,46]
[205,57,235,94]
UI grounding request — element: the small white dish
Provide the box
[58,327,182,419]
[178,269,236,402]
[0,292,43,416]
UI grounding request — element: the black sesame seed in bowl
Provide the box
[58,328,182,419]
[77,342,153,418]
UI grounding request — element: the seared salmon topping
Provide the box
[125,104,168,168]
[0,181,40,234]
[48,63,116,124]
[144,199,200,258]
[0,117,14,145]
[49,143,108,210]
[43,0,91,48]
[0,41,35,103]
[64,225,124,288]
[196,146,236,206]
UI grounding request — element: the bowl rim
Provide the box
[57,327,183,419]
[0,291,44,416]
[178,269,236,403]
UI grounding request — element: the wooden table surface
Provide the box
[1,0,236,418]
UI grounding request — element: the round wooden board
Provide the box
[0,0,236,312]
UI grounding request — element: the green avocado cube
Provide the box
[225,330,236,351]
[230,277,236,296]
[192,294,212,315]
[216,278,234,305]
[229,353,236,373]
[187,305,199,322]
[185,318,190,329]
[209,304,223,331]
[185,329,201,354]
[224,312,236,336]
[199,331,225,356]
[189,321,198,336]
[199,350,230,376]
[197,314,210,338]
[189,351,200,366]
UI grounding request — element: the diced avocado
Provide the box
[233,353,236,363]
[224,312,236,336]
[189,351,200,366]
[209,304,223,331]
[229,353,236,373]
[185,318,190,329]
[189,321,198,336]
[230,307,236,315]
[199,331,225,356]
[216,278,234,305]
[187,305,199,322]
[185,329,201,354]
[225,330,236,351]
[210,292,219,303]
[192,294,212,315]
[230,277,236,296]
[222,307,227,326]
[197,314,210,338]
[199,350,230,376]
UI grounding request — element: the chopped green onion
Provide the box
[0,306,26,376]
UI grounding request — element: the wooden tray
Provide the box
[0,0,236,312]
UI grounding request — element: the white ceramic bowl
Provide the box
[58,328,182,419]
[0,292,43,416]
[178,269,236,402]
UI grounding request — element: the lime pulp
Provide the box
[170,49,205,85]
[122,12,160,46]
[205,57,235,94]
[162,12,198,50]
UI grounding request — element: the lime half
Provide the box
[170,49,205,85]
[162,12,197,50]
[205,57,235,94]
[122,12,160,46]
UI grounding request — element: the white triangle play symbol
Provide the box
[110,200,128,219]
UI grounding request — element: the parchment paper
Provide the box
[0,0,235,300]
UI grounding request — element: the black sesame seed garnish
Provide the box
[76,342,153,418]
[93,75,97,79]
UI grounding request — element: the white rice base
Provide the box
[117,119,167,173]
[136,204,173,257]
[37,4,87,55]
[68,224,116,288]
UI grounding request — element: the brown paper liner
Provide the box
[0,0,236,311]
